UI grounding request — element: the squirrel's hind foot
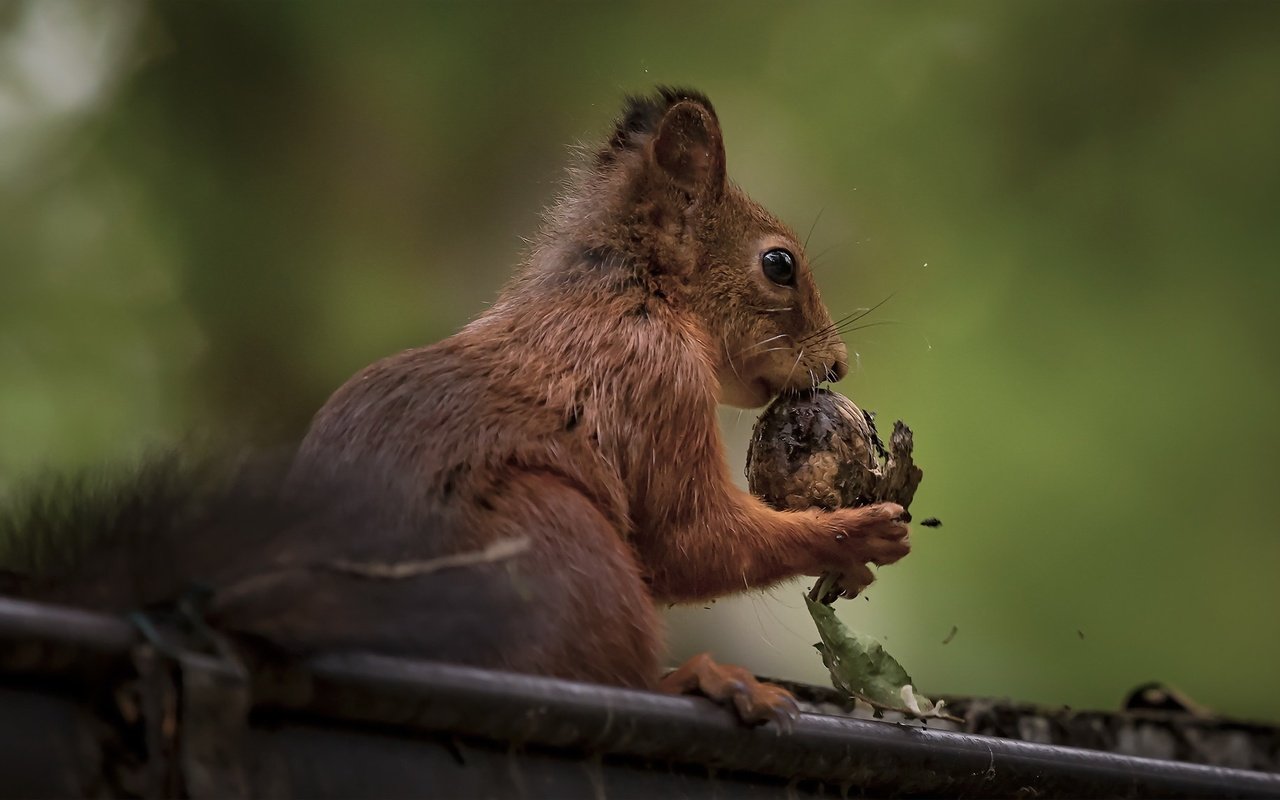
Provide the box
[659,652,799,731]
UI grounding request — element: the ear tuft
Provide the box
[601,86,718,160]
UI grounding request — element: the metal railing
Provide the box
[1,596,1277,799]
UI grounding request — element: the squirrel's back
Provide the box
[296,260,718,546]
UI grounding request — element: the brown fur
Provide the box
[296,87,909,691]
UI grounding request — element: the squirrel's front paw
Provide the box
[821,502,910,568]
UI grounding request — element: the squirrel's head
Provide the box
[557,87,849,409]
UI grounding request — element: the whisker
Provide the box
[832,293,894,329]
[807,300,886,341]
[828,320,902,338]
[734,333,791,359]
[746,346,793,357]
[803,208,825,251]
[723,340,745,387]
[782,347,806,390]
[808,237,857,267]
[799,293,895,346]
[746,595,784,655]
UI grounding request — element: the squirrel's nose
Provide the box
[824,360,848,383]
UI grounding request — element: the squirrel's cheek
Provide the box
[715,368,771,409]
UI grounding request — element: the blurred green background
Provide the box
[2,1,1278,720]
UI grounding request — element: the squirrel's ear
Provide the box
[650,99,726,198]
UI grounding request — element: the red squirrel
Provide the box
[294,87,911,721]
[0,88,908,726]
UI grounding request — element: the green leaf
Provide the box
[805,593,958,721]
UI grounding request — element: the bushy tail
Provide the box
[0,451,542,665]
[1,452,286,604]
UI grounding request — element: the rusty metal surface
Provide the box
[2,596,1279,799]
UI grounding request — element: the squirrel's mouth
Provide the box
[754,378,777,402]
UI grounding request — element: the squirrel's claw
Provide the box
[659,652,801,730]
[836,562,877,599]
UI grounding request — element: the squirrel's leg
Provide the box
[445,472,806,730]
[462,472,803,729]
[636,469,909,604]
[659,652,799,728]
[458,469,664,690]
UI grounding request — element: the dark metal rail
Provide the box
[1,596,1278,799]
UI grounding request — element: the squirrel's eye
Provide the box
[760,248,796,286]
